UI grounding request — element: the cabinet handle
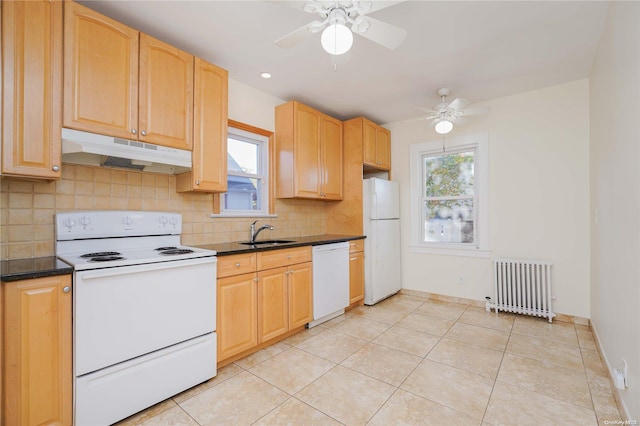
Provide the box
[287,255,291,259]
[235,263,241,267]
[195,180,200,185]
[52,165,60,172]
[254,277,259,282]
[62,286,71,293]
[141,130,147,136]
[131,129,137,135]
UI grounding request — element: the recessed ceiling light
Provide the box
[260,72,272,79]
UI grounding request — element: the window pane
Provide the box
[423,199,474,243]
[224,178,261,211]
[228,138,259,175]
[424,151,474,197]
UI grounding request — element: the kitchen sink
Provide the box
[239,240,296,246]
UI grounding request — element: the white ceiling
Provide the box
[79,0,609,125]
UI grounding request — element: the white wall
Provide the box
[590,1,640,419]
[385,79,591,318]
[228,78,285,131]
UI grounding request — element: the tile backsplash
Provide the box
[0,164,329,260]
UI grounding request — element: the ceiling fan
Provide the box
[273,1,407,56]
[419,88,489,134]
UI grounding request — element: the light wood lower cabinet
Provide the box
[216,272,258,361]
[257,267,289,342]
[217,247,313,364]
[349,240,365,305]
[288,262,313,329]
[3,275,72,426]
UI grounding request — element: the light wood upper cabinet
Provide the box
[63,1,139,140]
[358,117,391,171]
[275,101,343,200]
[176,58,228,192]
[64,2,194,150]
[2,0,63,179]
[138,34,193,150]
[320,115,344,200]
[3,275,72,426]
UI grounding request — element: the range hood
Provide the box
[61,128,192,174]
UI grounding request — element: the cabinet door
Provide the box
[138,33,193,150]
[293,103,322,198]
[320,115,343,200]
[2,0,62,178]
[217,273,258,361]
[288,262,313,329]
[63,1,139,139]
[4,275,72,426]
[257,267,289,342]
[362,119,378,167]
[376,126,391,170]
[180,58,228,192]
[349,251,365,304]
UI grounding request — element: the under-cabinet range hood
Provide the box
[61,128,191,174]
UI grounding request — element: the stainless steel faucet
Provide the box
[250,220,274,243]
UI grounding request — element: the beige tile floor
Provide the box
[116,294,623,426]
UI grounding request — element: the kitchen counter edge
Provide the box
[1,257,74,282]
[197,234,365,256]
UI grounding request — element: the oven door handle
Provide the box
[77,256,217,280]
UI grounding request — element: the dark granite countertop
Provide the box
[197,234,365,256]
[1,256,73,282]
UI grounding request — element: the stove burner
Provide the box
[155,247,178,251]
[88,256,125,262]
[81,251,122,258]
[159,249,194,255]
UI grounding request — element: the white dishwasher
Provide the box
[309,242,350,327]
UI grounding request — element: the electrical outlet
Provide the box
[623,358,628,387]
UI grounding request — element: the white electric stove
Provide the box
[56,211,217,426]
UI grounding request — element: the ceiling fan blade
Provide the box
[356,0,406,14]
[447,98,471,111]
[355,16,407,50]
[274,21,323,49]
[417,106,439,114]
[459,106,490,116]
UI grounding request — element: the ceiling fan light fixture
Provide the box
[435,119,453,134]
[321,23,353,55]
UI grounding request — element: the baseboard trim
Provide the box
[591,325,632,420]
[399,289,589,325]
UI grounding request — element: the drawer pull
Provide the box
[63,286,71,293]
[235,263,241,267]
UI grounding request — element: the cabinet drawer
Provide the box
[217,253,257,278]
[257,247,312,270]
[349,239,364,253]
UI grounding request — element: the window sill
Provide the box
[409,245,492,258]
[210,213,278,219]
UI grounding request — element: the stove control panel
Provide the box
[56,211,182,240]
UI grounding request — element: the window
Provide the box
[410,133,489,256]
[423,150,476,244]
[221,126,270,215]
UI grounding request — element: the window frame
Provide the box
[410,133,490,257]
[212,120,275,217]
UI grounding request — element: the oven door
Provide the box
[74,256,217,376]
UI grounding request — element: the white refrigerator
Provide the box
[363,178,401,305]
